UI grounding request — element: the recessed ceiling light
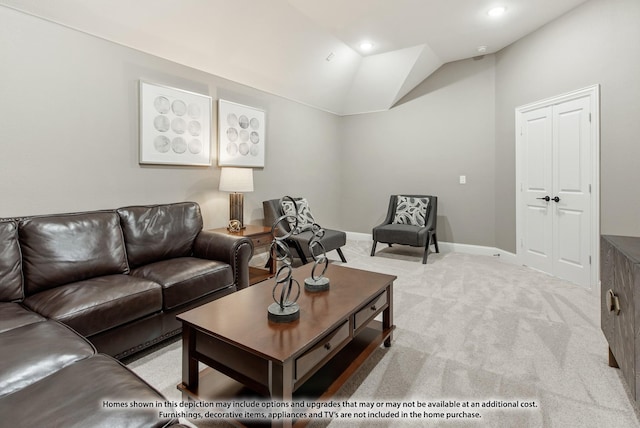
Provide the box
[487,6,506,17]
[360,42,373,51]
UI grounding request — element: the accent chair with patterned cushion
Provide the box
[371,195,439,264]
[263,198,347,265]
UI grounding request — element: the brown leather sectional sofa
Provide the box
[0,202,253,427]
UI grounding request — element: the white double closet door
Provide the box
[516,86,599,288]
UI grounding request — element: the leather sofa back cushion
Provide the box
[118,202,203,268]
[0,221,23,301]
[19,212,129,295]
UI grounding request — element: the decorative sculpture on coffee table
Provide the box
[304,223,330,292]
[267,196,301,323]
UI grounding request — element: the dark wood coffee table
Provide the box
[177,263,396,428]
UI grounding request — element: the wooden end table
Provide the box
[177,263,396,428]
[209,225,276,285]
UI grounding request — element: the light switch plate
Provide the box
[459,175,466,184]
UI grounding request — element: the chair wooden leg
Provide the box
[370,241,377,256]
[336,248,347,263]
[387,243,392,247]
[422,235,431,264]
[433,233,440,253]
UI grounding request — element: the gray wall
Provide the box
[0,6,342,229]
[339,55,496,247]
[494,0,640,251]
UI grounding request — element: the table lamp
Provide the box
[219,167,254,230]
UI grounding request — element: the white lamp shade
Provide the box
[219,167,254,192]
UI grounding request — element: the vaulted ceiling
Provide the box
[1,0,588,115]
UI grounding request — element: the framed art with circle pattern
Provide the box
[218,99,265,167]
[139,81,212,166]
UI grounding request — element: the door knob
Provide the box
[552,196,560,202]
[536,196,550,202]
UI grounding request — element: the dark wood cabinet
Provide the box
[601,235,640,401]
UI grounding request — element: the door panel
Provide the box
[555,208,582,265]
[556,109,582,191]
[525,113,551,191]
[525,205,551,258]
[521,107,553,273]
[552,96,591,286]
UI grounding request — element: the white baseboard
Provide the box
[346,231,373,241]
[346,231,518,265]
[437,241,518,264]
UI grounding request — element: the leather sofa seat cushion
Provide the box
[0,354,173,428]
[0,321,95,397]
[0,220,23,301]
[373,223,426,246]
[0,302,45,334]
[131,257,233,310]
[118,202,203,268]
[23,275,162,337]
[19,212,129,295]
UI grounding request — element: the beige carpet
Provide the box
[128,240,640,427]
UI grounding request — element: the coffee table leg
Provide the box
[384,283,394,347]
[182,324,199,390]
[269,360,294,428]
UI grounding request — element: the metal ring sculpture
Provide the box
[272,265,301,310]
[267,196,301,323]
[304,222,331,291]
[227,219,241,233]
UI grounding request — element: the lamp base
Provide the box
[229,193,245,228]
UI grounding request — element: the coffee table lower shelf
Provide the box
[248,266,274,285]
[178,321,394,427]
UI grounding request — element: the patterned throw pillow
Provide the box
[392,196,430,227]
[281,198,316,234]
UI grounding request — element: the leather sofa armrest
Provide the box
[193,231,254,290]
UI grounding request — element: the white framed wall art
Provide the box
[218,99,265,167]
[139,81,212,166]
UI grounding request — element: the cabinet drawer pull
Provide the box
[607,289,621,315]
[324,343,331,351]
[371,305,377,311]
